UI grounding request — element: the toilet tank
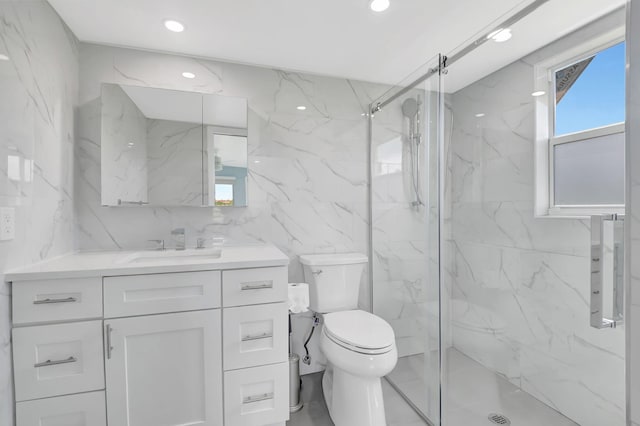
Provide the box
[299,253,368,313]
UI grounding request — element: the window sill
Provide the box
[536,207,625,220]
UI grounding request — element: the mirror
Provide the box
[100,83,248,207]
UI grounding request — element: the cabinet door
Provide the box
[105,310,222,426]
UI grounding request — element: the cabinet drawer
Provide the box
[223,303,288,370]
[104,271,221,318]
[224,363,289,426]
[12,277,102,325]
[222,267,287,307]
[16,391,106,426]
[13,321,105,401]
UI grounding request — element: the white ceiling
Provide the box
[444,0,625,92]
[49,0,624,90]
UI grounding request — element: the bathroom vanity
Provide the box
[6,245,290,426]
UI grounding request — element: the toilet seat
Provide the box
[323,310,395,355]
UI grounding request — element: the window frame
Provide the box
[534,27,625,218]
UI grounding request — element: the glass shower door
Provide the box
[370,54,444,425]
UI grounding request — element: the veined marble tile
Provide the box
[0,1,79,424]
[74,43,388,384]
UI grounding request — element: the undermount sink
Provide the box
[116,248,223,265]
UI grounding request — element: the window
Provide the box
[214,183,234,207]
[534,29,626,217]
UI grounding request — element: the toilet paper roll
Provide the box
[288,283,310,314]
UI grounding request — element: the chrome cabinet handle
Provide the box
[241,281,273,291]
[105,324,113,359]
[241,332,273,342]
[118,199,148,205]
[243,392,274,404]
[34,356,77,368]
[33,297,77,305]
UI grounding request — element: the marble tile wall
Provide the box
[0,1,79,424]
[627,1,640,424]
[75,43,389,374]
[446,9,626,426]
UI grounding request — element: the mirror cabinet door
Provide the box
[101,83,248,207]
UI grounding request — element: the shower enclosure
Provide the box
[370,1,627,425]
[370,53,444,423]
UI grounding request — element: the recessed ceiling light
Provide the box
[254,160,261,164]
[164,20,185,32]
[488,28,512,43]
[296,105,307,111]
[182,72,196,79]
[531,91,546,97]
[0,54,9,61]
[370,0,390,12]
[475,113,485,118]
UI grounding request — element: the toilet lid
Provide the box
[323,310,395,350]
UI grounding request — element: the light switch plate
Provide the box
[0,207,15,241]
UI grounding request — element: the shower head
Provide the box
[401,97,419,119]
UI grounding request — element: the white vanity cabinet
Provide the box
[8,247,290,426]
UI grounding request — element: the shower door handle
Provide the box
[590,214,624,329]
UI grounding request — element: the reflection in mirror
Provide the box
[205,133,248,207]
[100,84,248,207]
[203,94,249,208]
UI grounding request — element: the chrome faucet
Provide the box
[196,237,207,249]
[171,228,186,251]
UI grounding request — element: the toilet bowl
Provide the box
[300,253,398,426]
[320,309,397,426]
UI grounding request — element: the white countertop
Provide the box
[5,244,290,282]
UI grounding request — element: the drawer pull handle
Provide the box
[241,281,273,291]
[33,297,77,305]
[243,392,274,404]
[242,332,273,342]
[34,356,77,368]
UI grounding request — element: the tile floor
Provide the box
[287,372,428,426]
[388,349,579,426]
[289,349,579,425]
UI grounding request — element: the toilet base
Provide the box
[322,363,388,426]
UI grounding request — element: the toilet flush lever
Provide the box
[312,269,323,276]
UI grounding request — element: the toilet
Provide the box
[300,253,397,426]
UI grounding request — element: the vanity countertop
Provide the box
[5,244,289,282]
